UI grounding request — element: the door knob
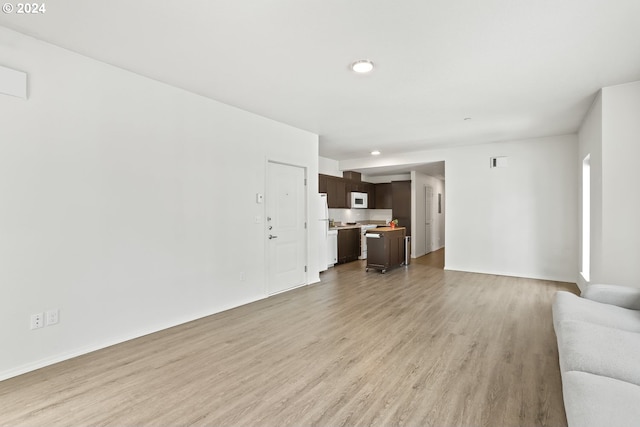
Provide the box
[269,234,278,239]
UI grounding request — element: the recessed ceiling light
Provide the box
[371,150,381,155]
[351,60,374,74]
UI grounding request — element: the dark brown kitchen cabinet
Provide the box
[375,183,392,209]
[319,174,348,208]
[392,181,411,237]
[318,174,328,193]
[364,182,376,209]
[319,172,376,209]
[366,227,406,273]
[348,180,366,193]
[337,227,361,264]
[342,171,361,181]
[326,176,348,208]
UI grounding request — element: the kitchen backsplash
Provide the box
[328,208,392,225]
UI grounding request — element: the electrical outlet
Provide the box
[46,309,59,326]
[30,313,44,330]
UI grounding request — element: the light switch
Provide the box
[256,193,263,203]
[490,156,508,168]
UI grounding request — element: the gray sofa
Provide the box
[552,284,640,427]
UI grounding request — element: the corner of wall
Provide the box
[576,275,588,293]
[318,156,342,178]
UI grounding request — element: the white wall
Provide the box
[362,173,411,184]
[327,208,392,225]
[341,135,579,282]
[411,172,445,257]
[578,81,640,290]
[0,28,319,380]
[318,156,342,178]
[445,136,578,281]
[599,82,640,288]
[0,64,27,98]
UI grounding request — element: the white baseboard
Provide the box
[444,265,578,284]
[0,295,264,382]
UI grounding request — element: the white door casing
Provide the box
[266,161,306,295]
[425,185,433,254]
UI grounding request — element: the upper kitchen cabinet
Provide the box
[344,171,365,193]
[375,183,392,209]
[342,171,361,181]
[364,182,376,209]
[319,172,376,209]
[326,176,348,208]
[318,174,328,193]
[347,180,366,193]
[319,174,347,208]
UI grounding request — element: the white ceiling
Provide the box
[2,0,640,162]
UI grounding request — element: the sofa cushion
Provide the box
[581,284,640,310]
[563,371,640,427]
[553,291,640,333]
[582,284,640,310]
[556,320,640,385]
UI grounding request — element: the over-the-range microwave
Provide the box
[350,192,368,209]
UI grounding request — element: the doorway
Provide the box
[425,185,433,254]
[411,162,445,260]
[266,161,307,295]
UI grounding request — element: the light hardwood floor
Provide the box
[413,248,445,269]
[0,256,577,426]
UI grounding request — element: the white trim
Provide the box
[0,296,264,382]
[444,266,578,284]
[265,159,310,295]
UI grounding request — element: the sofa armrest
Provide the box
[581,284,640,310]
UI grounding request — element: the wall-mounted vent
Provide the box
[490,156,508,168]
[0,65,27,99]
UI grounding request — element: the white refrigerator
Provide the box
[317,193,329,272]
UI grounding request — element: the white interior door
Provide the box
[266,162,306,295]
[425,185,433,254]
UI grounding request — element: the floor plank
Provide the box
[0,258,577,426]
[413,247,445,269]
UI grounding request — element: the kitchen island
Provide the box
[365,227,406,273]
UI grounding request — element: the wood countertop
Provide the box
[330,223,387,231]
[329,225,361,230]
[366,227,406,232]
